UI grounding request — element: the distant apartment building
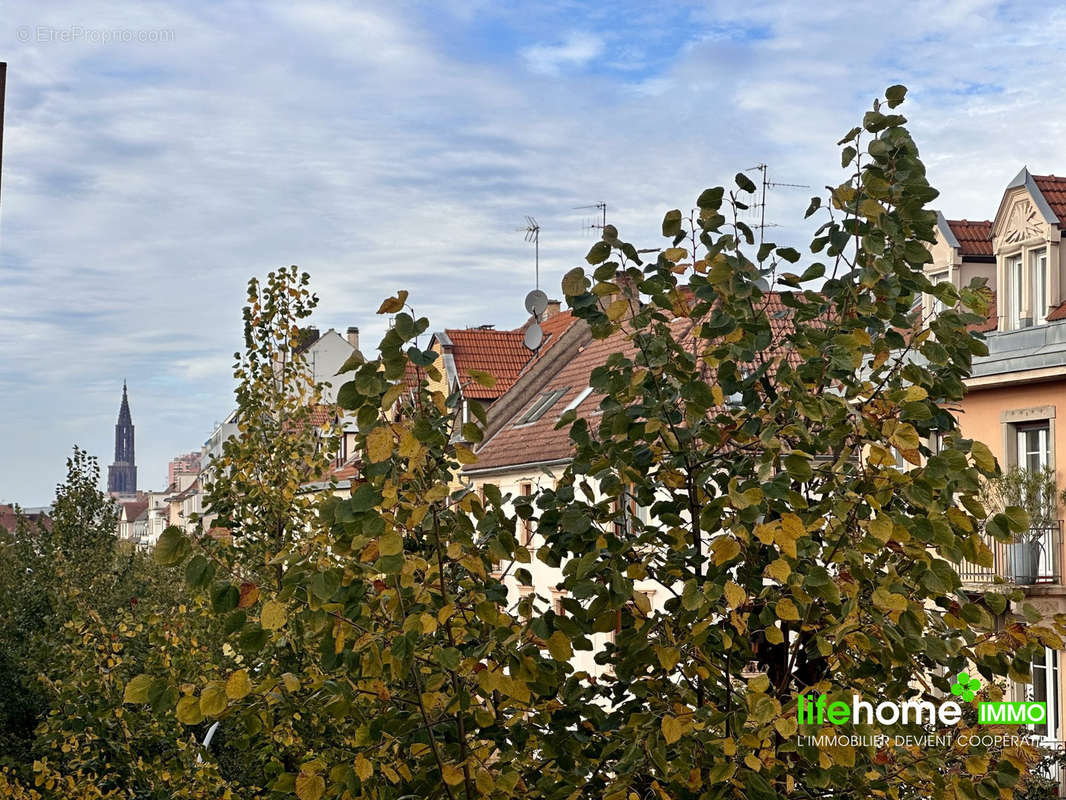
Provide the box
[167,452,201,487]
[927,167,1066,752]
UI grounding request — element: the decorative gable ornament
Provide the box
[1004,199,1043,244]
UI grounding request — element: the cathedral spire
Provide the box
[107,382,137,497]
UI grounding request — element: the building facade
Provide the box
[929,168,1066,755]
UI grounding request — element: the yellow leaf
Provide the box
[723,580,746,610]
[123,674,152,705]
[354,754,373,781]
[467,369,497,388]
[376,290,409,314]
[775,598,801,621]
[441,764,465,787]
[664,247,688,262]
[282,673,301,692]
[971,440,997,472]
[295,771,325,800]
[765,624,784,644]
[366,425,393,463]
[199,682,228,717]
[225,669,251,701]
[711,536,741,566]
[903,385,927,402]
[175,695,202,725]
[656,646,680,671]
[869,516,892,542]
[633,590,652,616]
[379,532,403,557]
[661,715,682,744]
[744,753,762,772]
[261,600,287,631]
[398,428,422,459]
[546,631,573,662]
[766,558,790,584]
[606,299,629,321]
[454,444,478,465]
[776,514,804,559]
[774,716,797,737]
[872,587,908,613]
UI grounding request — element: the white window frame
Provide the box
[928,270,949,317]
[1025,646,1060,742]
[1008,254,1025,329]
[1032,247,1049,326]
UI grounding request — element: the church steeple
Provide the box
[107,381,137,497]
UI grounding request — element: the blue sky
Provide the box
[1,0,1064,505]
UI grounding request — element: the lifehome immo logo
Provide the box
[797,673,1047,727]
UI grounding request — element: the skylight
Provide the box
[562,386,594,414]
[517,387,569,425]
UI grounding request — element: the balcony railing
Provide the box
[958,523,1063,585]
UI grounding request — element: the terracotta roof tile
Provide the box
[945,219,993,256]
[469,294,800,473]
[444,328,529,400]
[442,311,580,401]
[1032,175,1066,223]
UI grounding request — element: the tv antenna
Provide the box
[575,201,607,236]
[743,163,809,247]
[517,215,540,290]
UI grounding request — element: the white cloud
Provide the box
[521,32,605,75]
[2,0,1066,503]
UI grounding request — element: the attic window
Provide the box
[562,386,594,414]
[517,388,569,425]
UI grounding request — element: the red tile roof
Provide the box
[1032,175,1066,223]
[441,311,579,401]
[444,327,530,400]
[945,219,993,257]
[469,295,798,473]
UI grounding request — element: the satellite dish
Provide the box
[524,323,544,351]
[524,289,548,316]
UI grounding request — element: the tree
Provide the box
[121,87,1066,800]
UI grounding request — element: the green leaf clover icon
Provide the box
[950,671,980,702]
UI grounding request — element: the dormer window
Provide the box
[1005,247,1049,329]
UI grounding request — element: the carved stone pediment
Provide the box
[1003,198,1046,244]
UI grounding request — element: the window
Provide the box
[552,590,568,617]
[519,482,533,546]
[928,270,949,316]
[1018,424,1050,472]
[1032,248,1049,325]
[1008,255,1025,329]
[613,488,650,537]
[1026,647,1060,740]
[517,388,569,425]
[562,386,594,414]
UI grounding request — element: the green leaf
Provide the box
[661,209,683,237]
[310,570,341,601]
[735,172,756,194]
[885,84,907,108]
[585,240,611,264]
[184,554,214,589]
[697,187,724,210]
[561,267,588,296]
[154,526,188,566]
[467,369,497,388]
[211,582,240,614]
[379,532,403,557]
[123,674,153,705]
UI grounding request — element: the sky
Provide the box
[1,0,1065,506]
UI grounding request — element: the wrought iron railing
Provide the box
[958,522,1063,585]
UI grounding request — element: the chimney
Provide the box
[346,326,360,350]
[544,300,561,319]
